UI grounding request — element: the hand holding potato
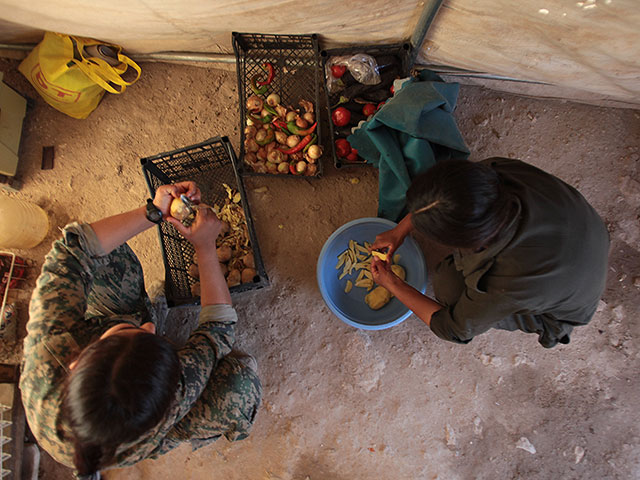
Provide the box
[166,203,222,251]
[153,181,201,219]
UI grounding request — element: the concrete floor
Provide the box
[0,59,639,479]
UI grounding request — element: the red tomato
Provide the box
[332,107,351,127]
[335,138,352,158]
[362,103,376,117]
[390,84,395,94]
[331,64,347,78]
[345,148,359,162]
[377,101,386,110]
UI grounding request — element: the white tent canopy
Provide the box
[0,0,638,107]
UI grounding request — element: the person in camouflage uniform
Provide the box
[20,182,261,478]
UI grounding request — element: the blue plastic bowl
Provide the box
[317,217,427,330]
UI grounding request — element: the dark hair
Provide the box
[406,159,514,249]
[62,332,180,477]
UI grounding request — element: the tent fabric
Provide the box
[0,0,638,106]
[347,70,469,222]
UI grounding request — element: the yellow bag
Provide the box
[18,32,141,119]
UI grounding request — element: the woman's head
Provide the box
[407,159,514,249]
[62,325,180,476]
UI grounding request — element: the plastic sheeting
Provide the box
[0,0,638,106]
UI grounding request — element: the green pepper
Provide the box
[286,121,317,136]
[250,74,268,95]
[264,104,278,116]
[248,113,271,124]
[303,134,317,153]
[255,128,275,146]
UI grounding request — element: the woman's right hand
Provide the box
[370,226,406,259]
[166,205,222,251]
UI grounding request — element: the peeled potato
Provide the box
[217,245,232,262]
[391,264,406,281]
[365,286,393,310]
[241,268,257,284]
[170,198,191,221]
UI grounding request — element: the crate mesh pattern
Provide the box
[233,32,323,177]
[141,137,268,306]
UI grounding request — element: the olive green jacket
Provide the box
[429,158,610,348]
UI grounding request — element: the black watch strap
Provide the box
[145,199,163,224]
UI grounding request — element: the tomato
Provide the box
[331,64,347,78]
[335,138,352,158]
[362,103,377,117]
[390,84,395,95]
[345,148,359,162]
[332,107,351,127]
[377,101,386,110]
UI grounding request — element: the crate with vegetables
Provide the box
[233,32,324,177]
[321,44,411,168]
[141,137,269,306]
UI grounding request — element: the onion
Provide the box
[170,198,190,221]
[286,135,301,148]
[261,109,270,118]
[255,129,268,143]
[253,161,267,173]
[286,111,297,122]
[266,161,278,173]
[305,164,318,176]
[307,145,322,160]
[277,162,289,174]
[303,112,315,124]
[295,117,309,129]
[266,142,278,154]
[244,152,258,164]
[244,125,257,139]
[246,95,263,112]
[266,93,280,107]
[296,161,307,174]
[275,131,288,144]
[245,138,259,153]
[256,147,267,161]
[304,152,316,164]
[268,150,285,164]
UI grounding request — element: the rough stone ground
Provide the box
[0,58,638,480]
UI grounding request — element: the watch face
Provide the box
[147,201,163,223]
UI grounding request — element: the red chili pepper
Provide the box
[257,63,275,86]
[287,121,317,136]
[279,134,314,154]
[289,163,298,175]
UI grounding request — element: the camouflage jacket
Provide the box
[19,223,256,469]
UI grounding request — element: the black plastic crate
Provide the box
[141,136,269,306]
[233,32,324,178]
[321,43,411,169]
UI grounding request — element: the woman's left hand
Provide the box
[153,181,201,218]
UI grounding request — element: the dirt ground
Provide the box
[1,58,639,480]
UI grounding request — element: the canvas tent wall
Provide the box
[0,0,638,108]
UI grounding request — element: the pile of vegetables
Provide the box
[243,62,323,176]
[336,239,406,310]
[326,53,402,164]
[188,184,258,294]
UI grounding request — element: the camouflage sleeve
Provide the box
[173,304,237,419]
[24,222,107,349]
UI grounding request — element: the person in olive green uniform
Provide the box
[371,158,609,348]
[20,182,261,480]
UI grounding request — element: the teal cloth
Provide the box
[348,70,469,221]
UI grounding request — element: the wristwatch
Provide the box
[145,199,163,224]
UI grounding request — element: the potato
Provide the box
[170,198,190,221]
[217,245,232,262]
[188,263,199,279]
[220,221,230,235]
[241,268,258,284]
[391,264,406,281]
[227,269,241,287]
[365,286,393,310]
[219,262,228,276]
[190,281,201,297]
[242,252,255,269]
